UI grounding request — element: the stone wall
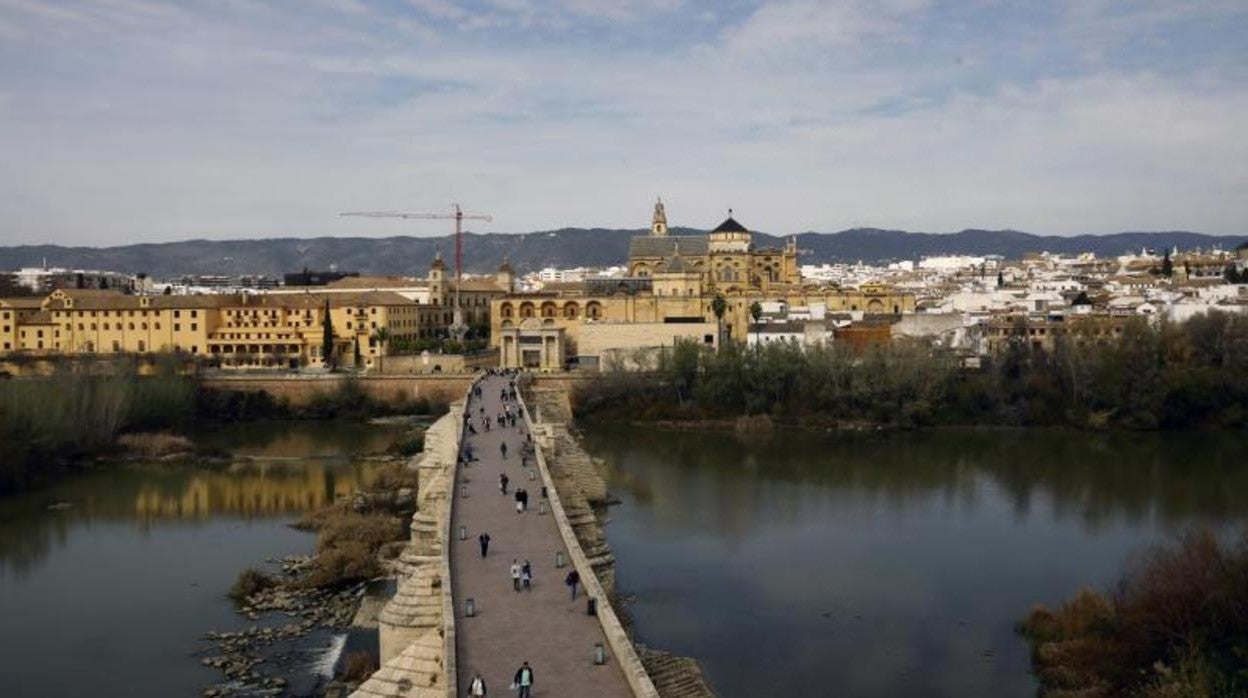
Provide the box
[355,397,465,698]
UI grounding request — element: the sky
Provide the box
[0,0,1246,245]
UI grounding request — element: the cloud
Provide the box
[0,0,1244,245]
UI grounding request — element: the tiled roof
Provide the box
[628,235,708,258]
[710,217,749,233]
[0,297,44,308]
[326,276,427,290]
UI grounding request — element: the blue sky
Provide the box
[0,0,1245,244]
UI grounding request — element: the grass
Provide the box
[116,431,195,457]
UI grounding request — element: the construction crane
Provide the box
[340,204,493,339]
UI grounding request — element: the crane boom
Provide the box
[338,204,493,341]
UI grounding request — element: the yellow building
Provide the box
[628,199,801,293]
[0,288,428,370]
[489,201,915,369]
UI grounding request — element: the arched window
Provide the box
[586,301,603,319]
[563,302,580,319]
[519,302,535,318]
[500,302,514,318]
[540,302,558,318]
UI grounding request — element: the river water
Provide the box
[0,420,405,698]
[581,426,1248,698]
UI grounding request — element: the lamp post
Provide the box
[465,598,476,617]
[458,525,467,540]
[594,642,606,665]
[555,551,565,568]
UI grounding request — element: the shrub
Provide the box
[340,651,378,682]
[229,567,276,603]
[1018,529,1248,697]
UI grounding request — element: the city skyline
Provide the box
[1,0,1246,245]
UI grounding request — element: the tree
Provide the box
[353,336,362,369]
[1161,250,1174,278]
[371,327,391,355]
[321,300,336,371]
[997,271,1005,287]
[711,294,728,351]
[749,301,763,346]
[1225,265,1243,284]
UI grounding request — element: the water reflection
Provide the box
[583,425,1248,698]
[0,421,404,578]
[585,428,1248,533]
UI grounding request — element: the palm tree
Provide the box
[711,294,728,351]
[372,327,391,354]
[749,301,763,347]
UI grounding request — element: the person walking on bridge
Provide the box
[468,672,487,697]
[478,532,490,558]
[513,662,535,698]
[565,569,580,600]
[499,473,509,495]
[500,441,508,459]
[510,560,521,592]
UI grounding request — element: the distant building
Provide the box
[283,269,360,287]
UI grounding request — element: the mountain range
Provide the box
[1,228,1243,279]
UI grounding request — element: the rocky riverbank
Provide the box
[198,420,428,697]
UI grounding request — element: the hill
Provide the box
[0,228,1241,278]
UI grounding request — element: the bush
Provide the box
[229,567,276,603]
[1018,529,1248,697]
[340,651,378,682]
[294,504,404,588]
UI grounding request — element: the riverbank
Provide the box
[572,312,1248,431]
[0,363,448,496]
[201,424,430,697]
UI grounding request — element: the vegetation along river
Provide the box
[0,420,407,698]
[581,425,1248,698]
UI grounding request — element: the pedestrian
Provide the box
[468,672,487,697]
[478,532,490,558]
[500,442,508,459]
[500,473,509,495]
[510,560,521,592]
[514,489,523,514]
[513,662,535,698]
[520,488,529,511]
[565,569,580,600]
[521,559,532,591]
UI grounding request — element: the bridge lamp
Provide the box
[465,598,476,617]
[458,525,467,540]
[555,551,566,568]
[594,642,606,665]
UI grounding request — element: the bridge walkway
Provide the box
[450,373,633,697]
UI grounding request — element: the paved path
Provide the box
[451,374,633,698]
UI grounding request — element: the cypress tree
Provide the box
[321,300,335,370]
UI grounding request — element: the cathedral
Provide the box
[626,199,801,294]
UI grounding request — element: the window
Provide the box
[174,324,181,332]
[191,323,197,331]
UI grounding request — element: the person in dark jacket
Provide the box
[478,532,490,558]
[565,569,580,600]
[513,662,535,698]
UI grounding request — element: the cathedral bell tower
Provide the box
[651,197,668,237]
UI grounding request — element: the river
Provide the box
[0,420,407,698]
[581,426,1248,698]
